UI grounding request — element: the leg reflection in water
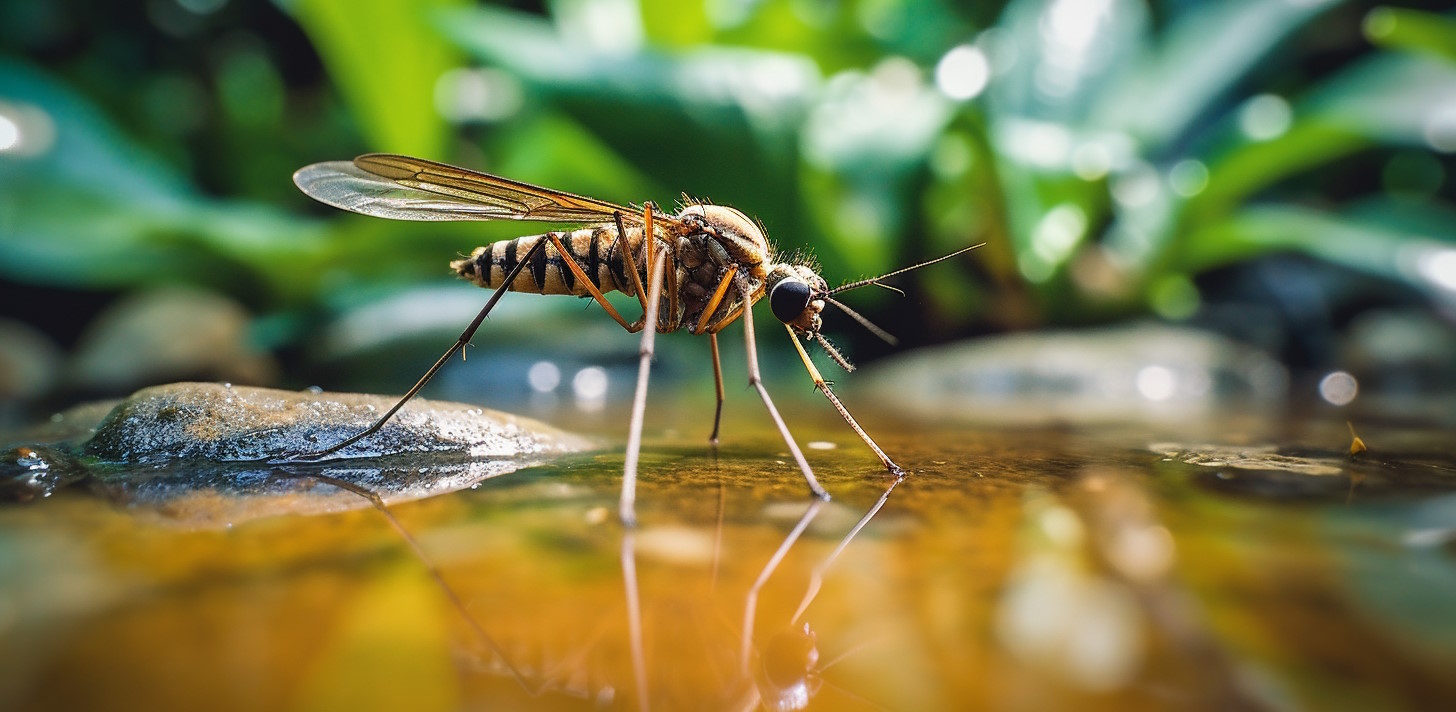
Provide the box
[631,475,900,712]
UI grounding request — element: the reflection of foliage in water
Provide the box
[1,1,1453,380]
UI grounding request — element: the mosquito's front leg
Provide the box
[620,204,668,526]
[739,282,829,500]
[784,326,904,475]
[708,333,725,446]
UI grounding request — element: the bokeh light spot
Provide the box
[1168,159,1209,197]
[0,113,18,151]
[935,45,990,101]
[1136,366,1176,401]
[1423,104,1456,153]
[573,366,609,401]
[1318,371,1358,406]
[527,361,561,393]
[1239,94,1292,141]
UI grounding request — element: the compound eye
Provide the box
[769,278,812,324]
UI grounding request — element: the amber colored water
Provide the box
[2,396,1454,711]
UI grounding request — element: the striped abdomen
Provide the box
[451,226,640,296]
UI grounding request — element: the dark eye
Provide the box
[769,278,811,324]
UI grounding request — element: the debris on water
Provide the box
[1348,421,1368,457]
[1,446,85,502]
[1150,443,1344,477]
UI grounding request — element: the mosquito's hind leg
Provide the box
[275,238,551,462]
[737,281,829,501]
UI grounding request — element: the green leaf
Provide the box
[1363,7,1456,64]
[1180,204,1456,300]
[285,0,463,157]
[1095,0,1337,147]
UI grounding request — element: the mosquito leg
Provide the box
[614,211,649,314]
[544,233,641,332]
[620,248,669,526]
[785,326,904,475]
[708,333,725,446]
[276,238,550,462]
[739,283,829,500]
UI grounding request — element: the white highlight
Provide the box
[935,45,991,101]
[0,114,17,151]
[1318,371,1358,406]
[1239,94,1292,141]
[572,366,609,401]
[1416,247,1456,292]
[435,67,523,123]
[1424,103,1456,153]
[1168,159,1209,197]
[527,361,561,393]
[1135,365,1176,401]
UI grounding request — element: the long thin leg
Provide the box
[277,237,551,462]
[614,211,649,314]
[708,333,725,446]
[543,233,642,332]
[740,282,829,500]
[785,326,904,475]
[693,266,738,335]
[620,208,668,526]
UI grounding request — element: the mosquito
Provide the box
[288,153,975,525]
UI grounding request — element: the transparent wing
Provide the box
[293,153,646,224]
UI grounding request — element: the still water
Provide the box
[2,385,1454,710]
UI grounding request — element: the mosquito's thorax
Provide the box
[673,203,772,332]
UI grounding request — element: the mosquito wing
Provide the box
[293,153,644,224]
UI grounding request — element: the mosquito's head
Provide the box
[766,263,829,334]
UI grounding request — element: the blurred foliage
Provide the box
[1,0,1454,386]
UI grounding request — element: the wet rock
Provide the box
[67,287,277,394]
[0,318,62,425]
[82,382,588,463]
[2,382,593,524]
[855,322,1287,427]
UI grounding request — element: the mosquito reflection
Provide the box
[735,476,904,711]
